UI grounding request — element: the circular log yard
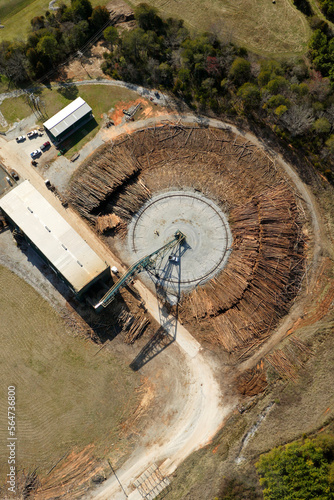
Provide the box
[69,122,306,360]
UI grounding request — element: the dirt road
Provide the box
[0,110,324,499]
[0,131,233,499]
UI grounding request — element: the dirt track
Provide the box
[0,111,325,499]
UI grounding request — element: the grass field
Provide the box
[0,264,141,483]
[1,0,310,55]
[0,84,141,155]
[129,0,311,56]
[0,0,109,42]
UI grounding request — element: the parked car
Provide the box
[27,130,38,138]
[15,135,25,142]
[40,141,50,151]
[30,149,42,158]
[10,170,19,181]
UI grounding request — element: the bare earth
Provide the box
[0,107,325,499]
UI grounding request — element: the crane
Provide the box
[94,230,186,311]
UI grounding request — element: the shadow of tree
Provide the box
[56,83,79,100]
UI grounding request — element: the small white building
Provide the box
[43,97,93,143]
[0,181,109,297]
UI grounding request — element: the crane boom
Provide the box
[94,231,185,311]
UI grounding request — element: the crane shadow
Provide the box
[130,243,184,371]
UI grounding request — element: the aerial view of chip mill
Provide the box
[1,0,334,499]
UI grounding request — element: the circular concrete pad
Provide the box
[128,191,232,294]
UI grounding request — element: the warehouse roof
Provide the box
[43,97,92,138]
[0,181,108,295]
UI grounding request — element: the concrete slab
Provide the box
[127,190,232,295]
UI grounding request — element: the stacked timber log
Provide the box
[235,361,268,396]
[68,124,305,356]
[180,183,305,354]
[69,143,150,224]
[265,336,312,380]
[119,310,149,344]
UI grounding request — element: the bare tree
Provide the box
[280,104,314,137]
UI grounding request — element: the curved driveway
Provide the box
[0,99,324,499]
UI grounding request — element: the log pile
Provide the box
[180,183,305,353]
[119,310,149,344]
[68,124,306,355]
[265,336,312,380]
[235,361,268,396]
[95,214,121,233]
[68,142,149,224]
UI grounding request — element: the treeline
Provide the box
[1,1,334,180]
[318,0,334,23]
[102,4,334,181]
[0,0,110,82]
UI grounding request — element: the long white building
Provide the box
[0,181,109,297]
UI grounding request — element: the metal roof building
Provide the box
[0,181,109,297]
[43,97,93,143]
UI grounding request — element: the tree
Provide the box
[64,20,89,51]
[275,105,288,118]
[103,26,118,45]
[229,57,251,85]
[256,438,334,500]
[89,6,110,29]
[265,94,290,110]
[237,82,260,108]
[37,35,59,62]
[30,16,45,31]
[258,59,283,86]
[325,134,334,154]
[134,3,164,33]
[280,104,314,136]
[1,47,29,84]
[265,76,289,94]
[313,117,331,135]
[71,0,93,21]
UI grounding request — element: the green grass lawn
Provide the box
[0,94,32,123]
[0,0,109,41]
[0,265,141,480]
